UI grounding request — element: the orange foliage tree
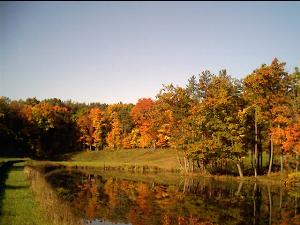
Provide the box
[106,112,122,149]
[130,98,155,148]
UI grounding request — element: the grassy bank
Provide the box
[45,148,278,173]
[69,148,280,172]
[31,148,183,172]
[71,148,182,170]
[26,148,299,188]
[27,148,300,186]
[25,166,83,225]
[28,148,284,173]
[0,162,50,225]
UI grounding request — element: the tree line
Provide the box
[1,58,299,176]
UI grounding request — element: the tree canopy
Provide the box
[1,59,299,176]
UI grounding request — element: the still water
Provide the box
[34,167,300,225]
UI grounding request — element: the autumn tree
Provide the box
[77,111,93,150]
[105,103,134,149]
[155,84,195,172]
[130,98,155,148]
[19,102,78,158]
[89,107,106,150]
[273,67,300,172]
[243,58,292,175]
[106,112,122,149]
[191,71,246,176]
[76,107,106,151]
[0,97,30,156]
[148,101,172,148]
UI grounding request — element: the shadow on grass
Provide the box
[0,160,26,217]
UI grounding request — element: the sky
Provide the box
[1,2,300,104]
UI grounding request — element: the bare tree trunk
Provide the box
[253,183,257,225]
[187,158,191,173]
[259,144,263,173]
[236,161,243,178]
[268,135,273,176]
[258,137,263,174]
[183,177,191,193]
[268,185,272,225]
[197,160,201,168]
[176,149,184,171]
[189,159,192,172]
[184,156,189,173]
[254,108,258,177]
[152,140,156,150]
[183,177,187,193]
[235,181,243,195]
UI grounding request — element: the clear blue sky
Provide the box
[1,2,300,104]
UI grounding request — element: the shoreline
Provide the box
[27,159,299,188]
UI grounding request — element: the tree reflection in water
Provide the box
[85,218,131,225]
[41,168,299,225]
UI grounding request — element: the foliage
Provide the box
[0,58,299,176]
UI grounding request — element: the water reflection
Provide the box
[85,218,131,225]
[41,168,299,225]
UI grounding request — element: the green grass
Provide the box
[30,148,183,172]
[28,148,285,175]
[71,148,181,169]
[0,162,50,225]
[28,148,294,185]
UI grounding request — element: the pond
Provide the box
[28,166,300,225]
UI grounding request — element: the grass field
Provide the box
[71,148,182,169]
[28,148,287,178]
[27,148,298,188]
[30,148,183,172]
[0,162,50,225]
